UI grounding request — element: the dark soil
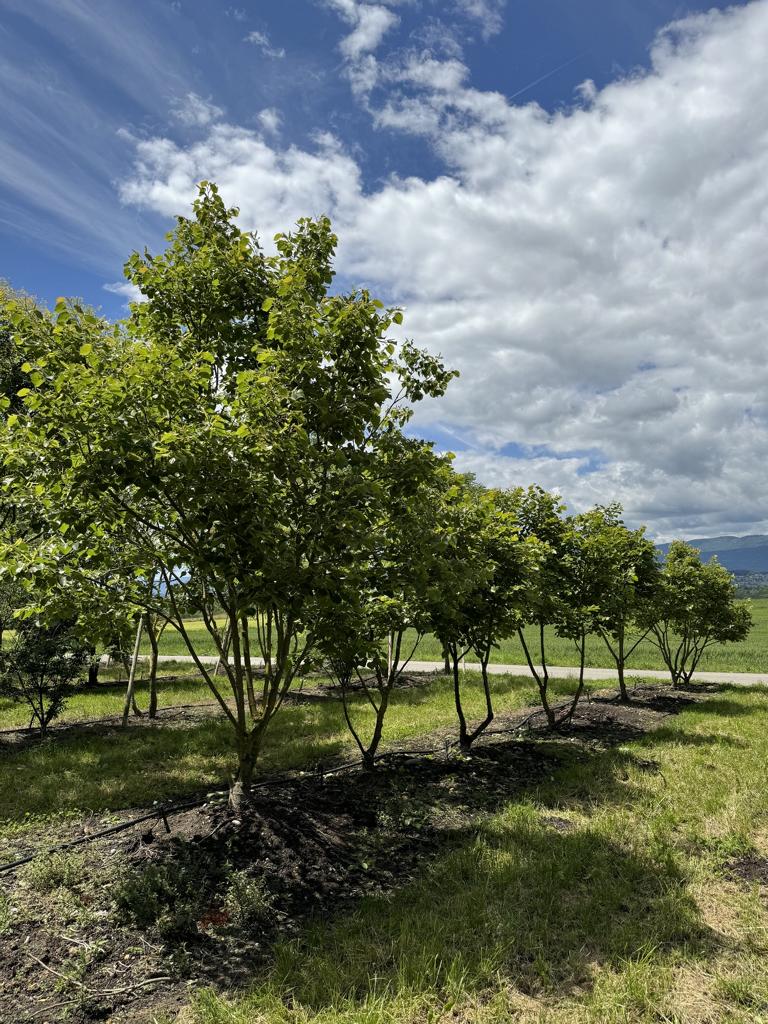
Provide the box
[726,853,768,885]
[0,682,706,1024]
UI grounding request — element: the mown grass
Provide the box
[190,685,768,1024]
[0,672,582,822]
[0,662,209,730]
[153,597,768,673]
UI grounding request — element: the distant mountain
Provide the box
[656,535,768,573]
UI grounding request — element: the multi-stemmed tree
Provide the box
[318,439,447,768]
[0,183,455,808]
[642,541,752,687]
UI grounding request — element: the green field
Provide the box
[149,597,768,673]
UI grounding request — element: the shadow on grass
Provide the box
[84,673,208,696]
[640,727,748,749]
[179,743,706,1012]
[270,815,704,1008]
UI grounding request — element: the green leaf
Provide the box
[79,343,93,356]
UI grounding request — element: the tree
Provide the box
[583,505,660,703]
[0,183,455,809]
[512,486,570,728]
[427,479,532,750]
[318,439,445,768]
[0,619,90,736]
[643,541,752,686]
[553,509,616,724]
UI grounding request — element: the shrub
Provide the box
[0,619,90,735]
[222,870,273,930]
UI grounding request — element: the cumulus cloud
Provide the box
[118,0,768,539]
[257,108,282,134]
[244,30,285,59]
[103,281,143,307]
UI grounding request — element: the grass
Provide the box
[0,662,210,730]
[152,597,768,673]
[0,672,582,822]
[4,662,768,1021]
[189,684,768,1024]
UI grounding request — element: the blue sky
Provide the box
[0,0,740,315]
[2,0,767,538]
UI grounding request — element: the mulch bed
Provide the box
[0,682,710,1024]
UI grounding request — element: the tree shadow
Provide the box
[124,725,710,1003]
[231,797,706,1008]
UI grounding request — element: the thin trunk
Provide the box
[450,643,470,750]
[364,685,391,768]
[147,622,159,718]
[462,648,495,748]
[121,616,145,728]
[214,623,232,677]
[616,628,629,703]
[563,629,587,724]
[518,625,556,729]
[442,646,450,674]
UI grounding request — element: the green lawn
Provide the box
[5,662,768,1022]
[0,672,581,823]
[153,597,768,673]
[191,684,768,1024]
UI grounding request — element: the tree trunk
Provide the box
[450,644,471,750]
[229,733,258,812]
[518,625,556,729]
[215,624,232,677]
[121,616,145,728]
[616,630,629,703]
[563,631,587,724]
[148,624,159,718]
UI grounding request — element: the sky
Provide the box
[1,0,767,541]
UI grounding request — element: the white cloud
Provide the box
[325,0,399,63]
[104,281,143,306]
[257,108,282,134]
[118,126,361,247]
[244,30,286,59]
[118,0,768,539]
[453,0,506,40]
[171,92,224,127]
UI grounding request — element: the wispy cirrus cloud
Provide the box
[171,92,224,127]
[244,30,286,58]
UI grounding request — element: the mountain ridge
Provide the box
[656,535,768,573]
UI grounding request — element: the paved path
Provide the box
[148,654,768,687]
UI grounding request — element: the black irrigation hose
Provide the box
[0,800,207,875]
